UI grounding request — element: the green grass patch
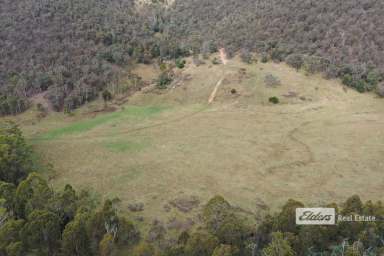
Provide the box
[36,105,166,140]
[103,139,150,153]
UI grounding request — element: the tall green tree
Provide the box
[21,210,61,255]
[0,122,33,184]
[262,232,295,256]
[15,173,53,218]
[62,211,91,256]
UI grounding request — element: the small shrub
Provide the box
[366,69,382,90]
[102,89,112,102]
[264,74,281,87]
[157,72,173,89]
[269,96,279,104]
[260,54,269,63]
[175,58,186,69]
[342,74,354,87]
[240,49,253,64]
[212,57,220,65]
[230,89,237,94]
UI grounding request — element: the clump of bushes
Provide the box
[264,74,281,87]
[157,72,173,89]
[212,57,220,65]
[269,96,280,104]
[285,54,304,71]
[175,58,186,69]
[240,48,253,64]
[341,66,382,93]
[260,53,269,63]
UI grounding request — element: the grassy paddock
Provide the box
[36,105,166,140]
[7,57,384,231]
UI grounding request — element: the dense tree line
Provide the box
[0,0,183,115]
[155,195,384,256]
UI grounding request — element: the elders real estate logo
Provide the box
[296,208,336,225]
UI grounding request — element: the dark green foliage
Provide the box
[99,233,115,256]
[132,242,156,256]
[341,66,382,92]
[5,241,24,256]
[0,126,141,256]
[262,232,295,256]
[21,210,61,255]
[115,217,140,247]
[254,195,384,256]
[62,212,91,256]
[203,196,248,249]
[102,90,113,103]
[176,58,186,69]
[157,72,173,89]
[366,70,382,90]
[261,54,269,63]
[0,94,29,116]
[269,97,280,104]
[212,244,239,256]
[178,231,190,245]
[0,220,25,255]
[342,195,363,215]
[0,122,33,184]
[273,199,304,234]
[184,232,219,256]
[15,173,53,218]
[212,58,221,65]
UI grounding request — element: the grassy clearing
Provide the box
[8,56,384,231]
[36,105,166,140]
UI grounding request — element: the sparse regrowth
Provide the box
[264,74,281,87]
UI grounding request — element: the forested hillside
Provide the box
[1,0,384,115]
[0,0,163,114]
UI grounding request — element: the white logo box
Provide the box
[296,208,336,225]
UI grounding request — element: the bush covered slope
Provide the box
[1,0,384,115]
[168,0,384,69]
[0,0,156,114]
